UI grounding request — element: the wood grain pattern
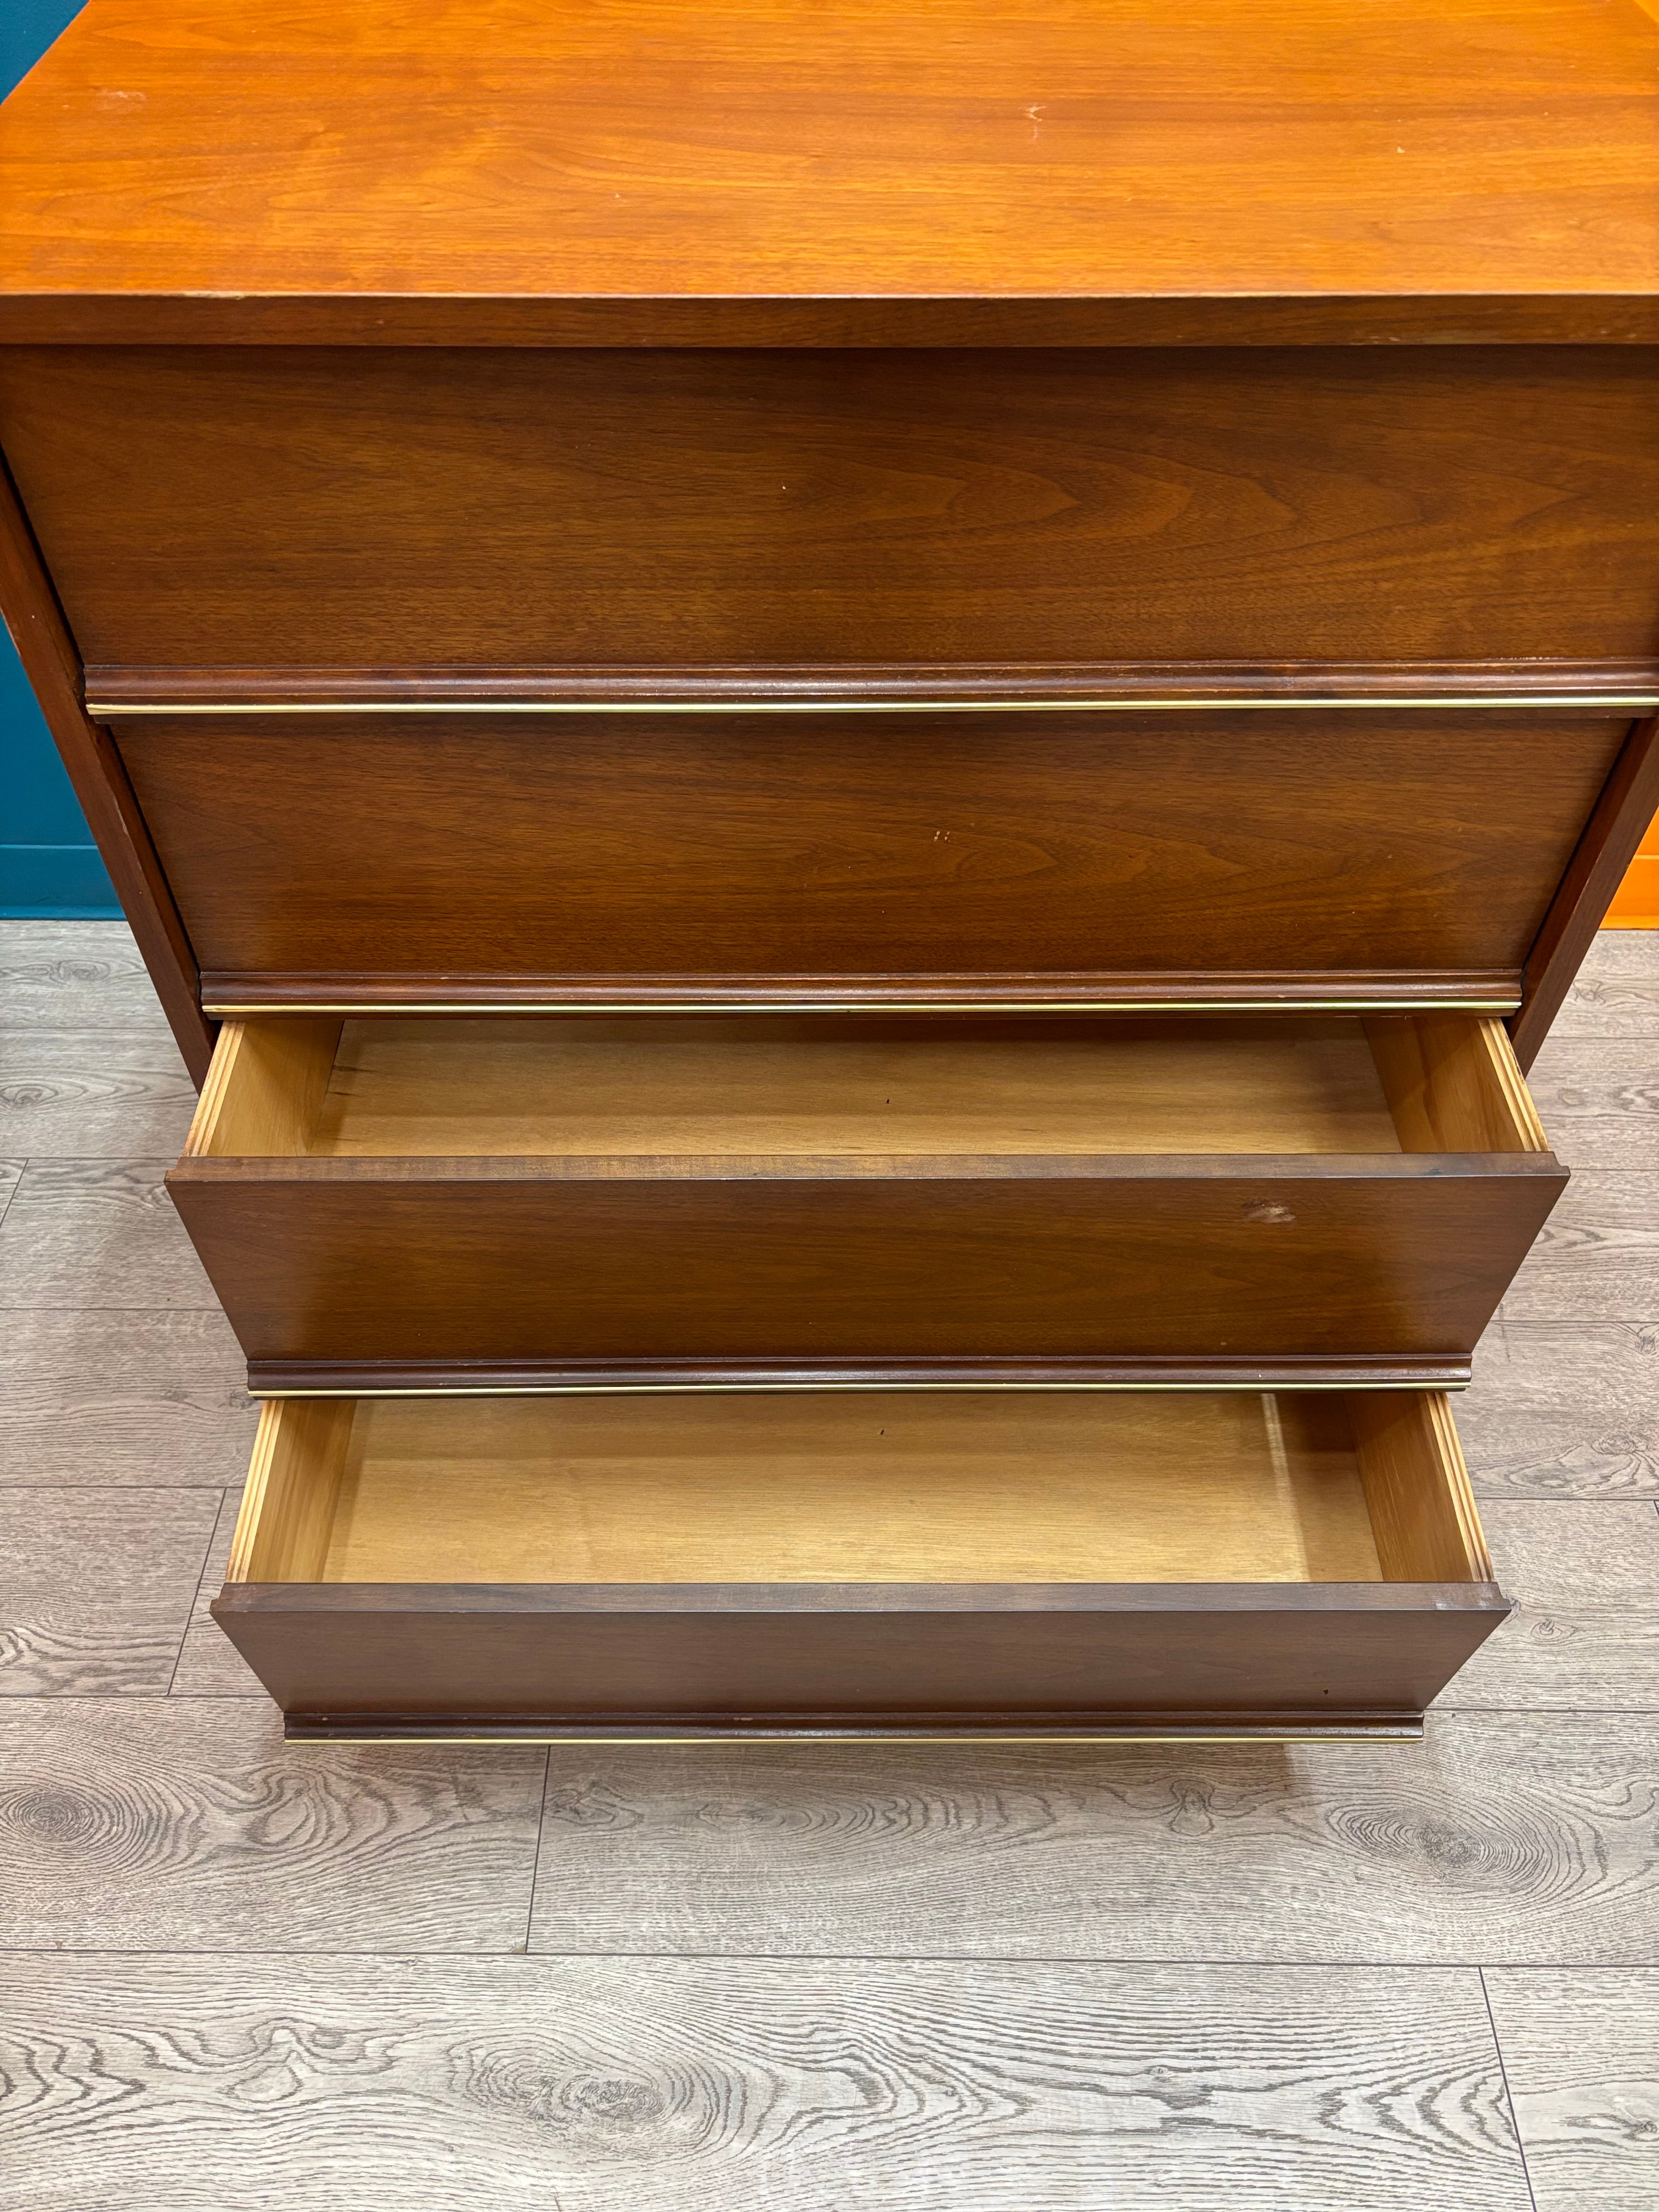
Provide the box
[0,940,1647,2207]
[1352,1395,1493,1584]
[1365,1017,1546,1155]
[169,1488,263,1698]
[1501,1173,1659,1324]
[1436,1500,1659,1713]
[217,1584,1503,1740]
[206,1015,1407,1160]
[0,1486,217,1695]
[211,1387,1506,1740]
[0,1958,1532,2212]
[1522,1038,1659,1171]
[0,1158,24,1238]
[0,918,177,1032]
[249,1392,1389,1586]
[0,922,1654,2194]
[1548,930,1659,1040]
[1,0,1656,340]
[523,1714,1659,1961]
[226,1401,352,1583]
[2,0,1657,2178]
[184,1018,341,1159]
[0,1700,544,1950]
[166,1156,1564,1372]
[1460,1322,1659,1498]
[112,708,1623,998]
[0,1160,216,1310]
[1485,1969,1659,2212]
[0,1308,256,1487]
[0,462,211,1083]
[9,349,1659,669]
[0,1031,199,1155]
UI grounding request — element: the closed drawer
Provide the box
[210,1387,1510,1740]
[111,706,1631,1008]
[7,345,1659,669]
[166,1009,1565,1389]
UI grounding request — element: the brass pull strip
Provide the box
[88,694,1659,716]
[201,998,1520,1017]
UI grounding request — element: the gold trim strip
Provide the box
[250,1379,1468,1398]
[202,998,1520,1016]
[89,695,1659,717]
[287,1728,1424,1745]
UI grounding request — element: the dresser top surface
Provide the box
[1,0,1657,342]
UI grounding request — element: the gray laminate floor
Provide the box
[1,920,1656,2211]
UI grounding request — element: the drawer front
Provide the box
[210,1391,1510,1740]
[116,707,1628,1006]
[167,1012,1565,1387]
[7,344,1659,669]
[172,1166,1559,1385]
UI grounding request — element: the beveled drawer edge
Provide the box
[242,1359,1477,1396]
[281,1719,1428,1744]
[84,649,1659,719]
[222,1583,1507,1618]
[249,1383,1472,1397]
[202,997,1523,1015]
[204,1004,1523,1022]
[82,654,1659,715]
[90,693,1659,717]
[198,970,1524,1015]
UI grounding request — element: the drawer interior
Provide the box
[227,1390,1493,1588]
[187,1012,1547,1160]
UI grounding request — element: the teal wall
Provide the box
[1,1,115,916]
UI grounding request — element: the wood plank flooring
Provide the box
[1483,1970,1659,2212]
[2,918,1656,2210]
[0,1959,1534,2211]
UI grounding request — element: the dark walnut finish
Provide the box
[173,1162,1561,1388]
[3,346,1658,671]
[112,707,1626,1010]
[1513,714,1659,1070]
[211,1391,1509,1740]
[0,464,213,1082]
[165,1011,1564,1389]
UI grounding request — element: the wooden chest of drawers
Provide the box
[4,0,1657,1739]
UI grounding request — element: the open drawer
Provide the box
[168,1011,1564,1389]
[211,1388,1510,1740]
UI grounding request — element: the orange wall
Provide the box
[1607,809,1659,927]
